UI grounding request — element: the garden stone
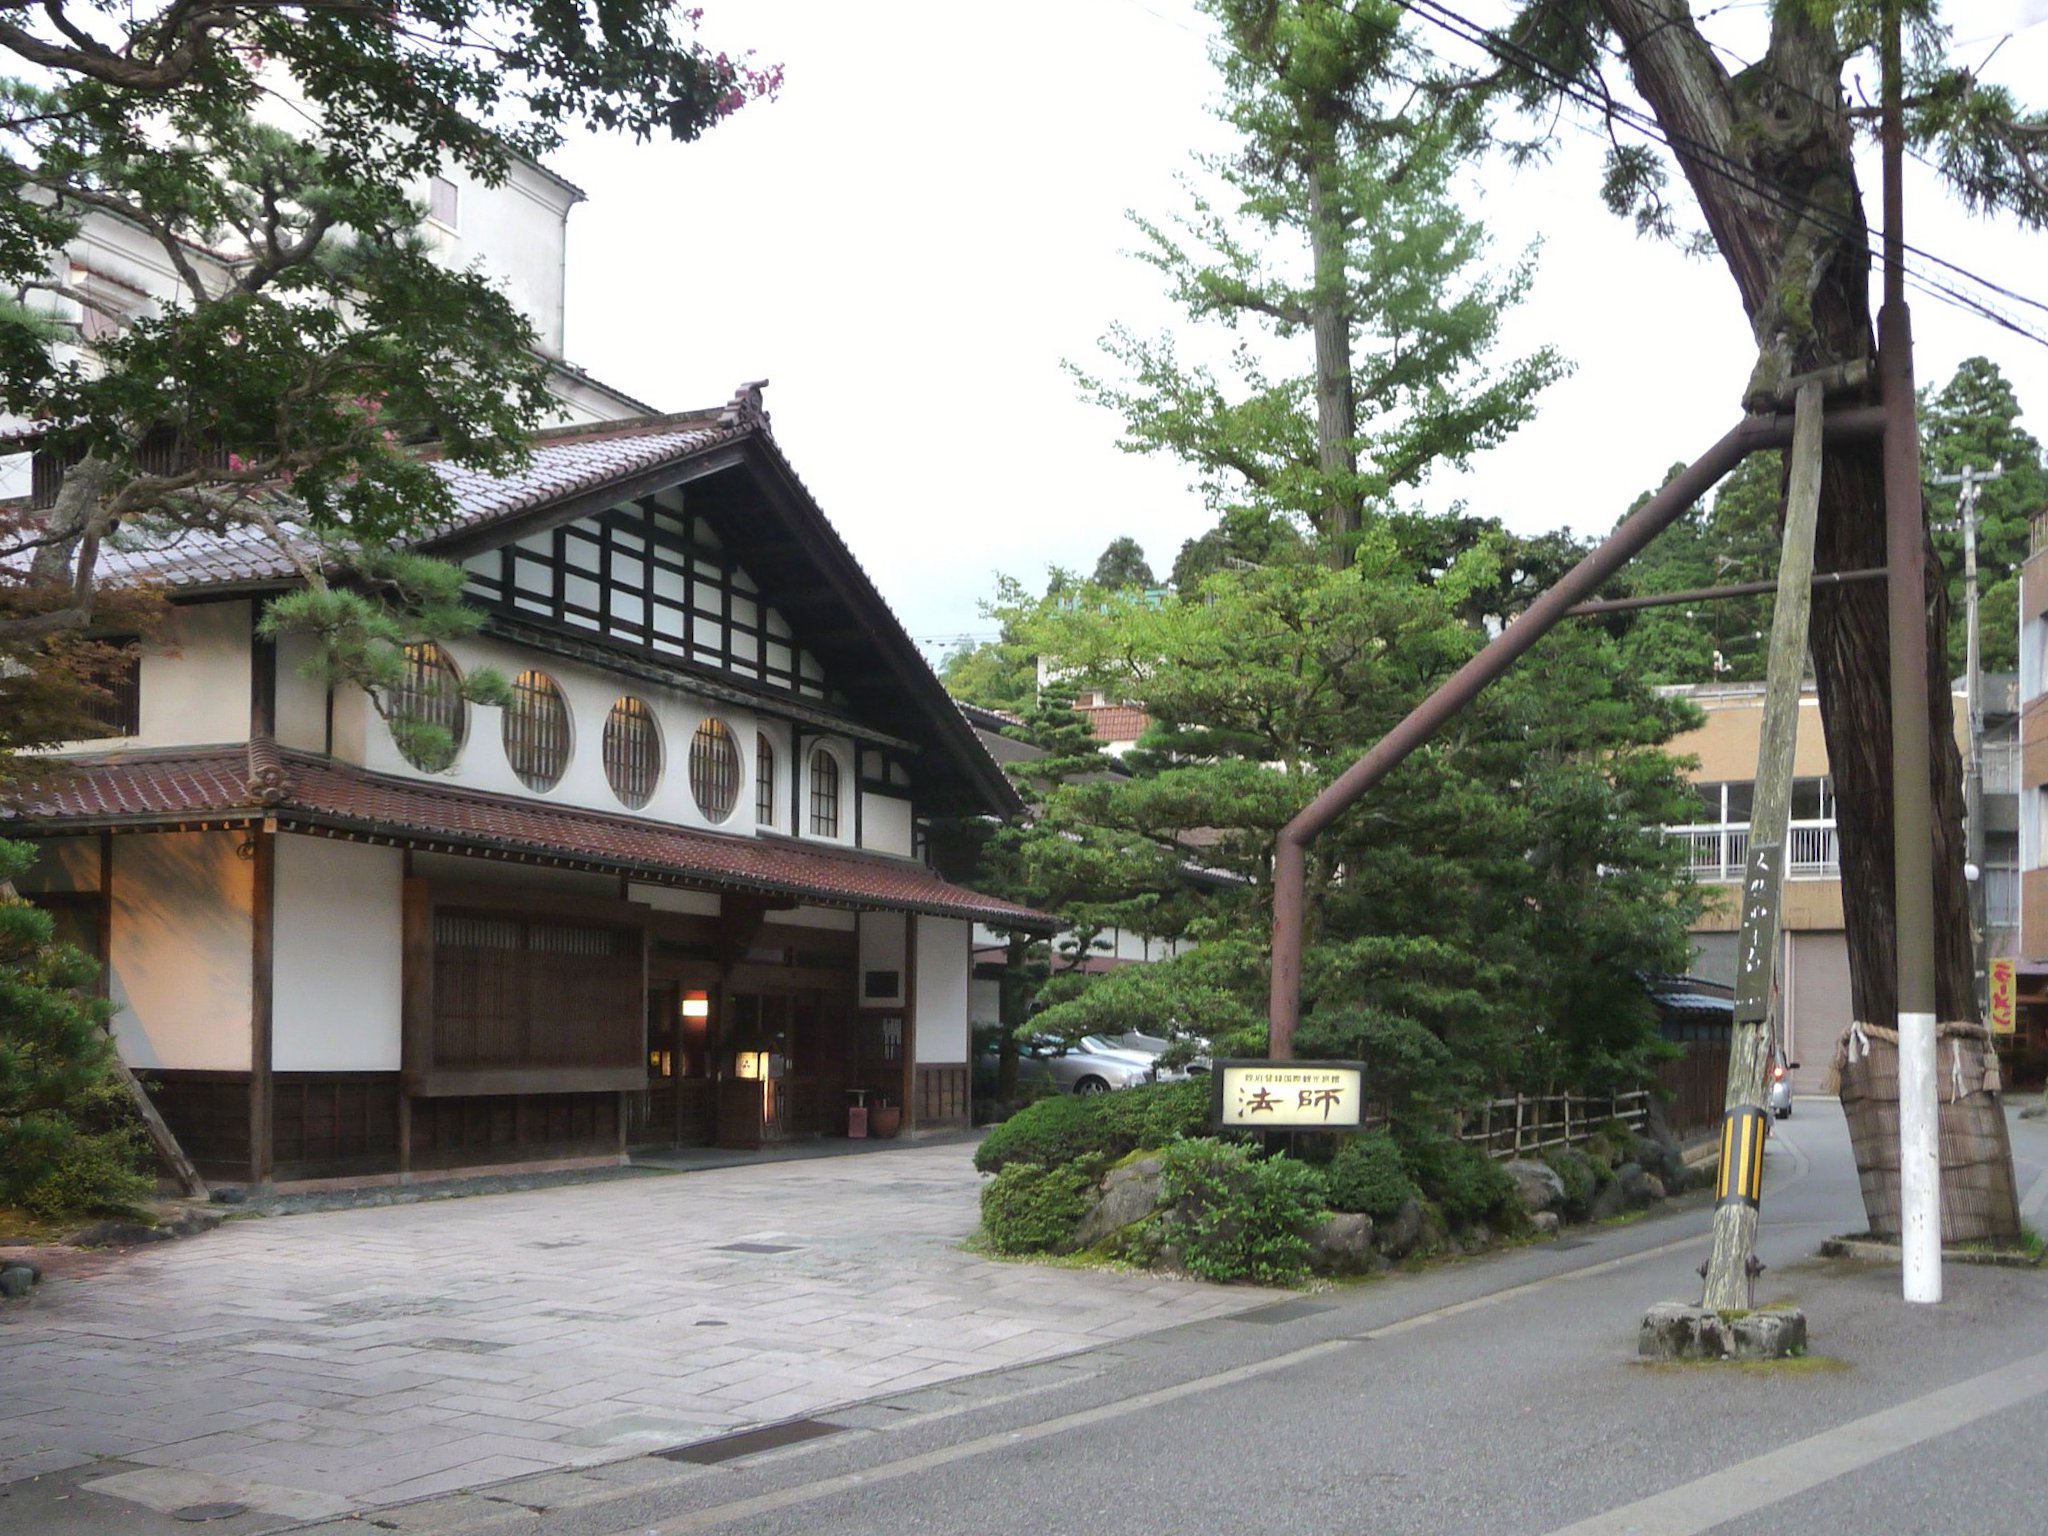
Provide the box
[1504,1159,1566,1215]
[0,1265,38,1299]
[1639,1302,1808,1361]
[68,1220,171,1248]
[1644,1173,1666,1202]
[1588,1177,1629,1222]
[1376,1199,1426,1258]
[1730,1309,1808,1360]
[1529,1211,1561,1236]
[1075,1157,1165,1248]
[1309,1213,1376,1275]
[1617,1162,1654,1207]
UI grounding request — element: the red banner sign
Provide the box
[1989,957,2017,1035]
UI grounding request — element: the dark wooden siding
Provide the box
[139,1070,251,1177]
[407,1092,619,1169]
[430,908,642,1074]
[915,1063,970,1131]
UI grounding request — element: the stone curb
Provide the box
[1818,1235,2044,1268]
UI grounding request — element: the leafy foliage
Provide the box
[978,1162,1097,1256]
[1157,1139,1328,1285]
[1322,1131,1419,1219]
[1394,1128,1516,1230]
[0,839,151,1219]
[972,1078,1212,1176]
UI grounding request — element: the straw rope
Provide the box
[1824,1020,2002,1096]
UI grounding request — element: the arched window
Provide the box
[603,697,662,809]
[393,642,467,771]
[756,733,776,827]
[689,718,740,822]
[809,748,841,838]
[503,670,570,790]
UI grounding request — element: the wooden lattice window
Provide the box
[602,697,662,809]
[503,670,571,790]
[756,734,776,826]
[689,718,740,822]
[809,748,841,838]
[393,642,467,770]
[73,641,141,740]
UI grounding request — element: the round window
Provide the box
[689,718,740,822]
[503,670,571,791]
[603,697,662,809]
[393,642,467,771]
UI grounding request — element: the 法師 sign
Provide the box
[1211,1061,1367,1129]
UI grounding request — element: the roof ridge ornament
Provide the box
[245,735,291,806]
[718,378,771,431]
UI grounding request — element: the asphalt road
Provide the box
[327,1099,2048,1536]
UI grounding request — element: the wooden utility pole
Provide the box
[1703,379,1824,1310]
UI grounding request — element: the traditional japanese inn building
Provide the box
[9,386,1053,1185]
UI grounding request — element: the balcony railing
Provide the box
[1667,821,1839,881]
[1984,742,2020,796]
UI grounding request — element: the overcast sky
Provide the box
[548,1,2048,663]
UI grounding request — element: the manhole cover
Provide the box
[694,1319,729,1327]
[656,1418,846,1464]
[171,1504,248,1523]
[714,1241,798,1254]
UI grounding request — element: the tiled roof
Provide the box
[11,745,1057,931]
[94,417,739,590]
[1080,704,1152,745]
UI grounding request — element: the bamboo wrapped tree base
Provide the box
[1829,1021,2022,1243]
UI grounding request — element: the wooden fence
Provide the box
[1652,1040,1732,1139]
[1455,1090,1651,1162]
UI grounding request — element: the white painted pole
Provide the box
[1899,1010,1944,1302]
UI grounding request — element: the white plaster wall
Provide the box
[108,832,251,1071]
[861,793,914,858]
[272,837,403,1071]
[857,910,906,1005]
[274,630,330,753]
[17,837,101,894]
[914,916,971,1065]
[764,905,857,931]
[139,599,250,748]
[970,977,1002,1028]
[410,851,615,900]
[424,161,576,359]
[630,884,721,916]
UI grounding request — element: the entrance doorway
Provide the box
[627,980,715,1146]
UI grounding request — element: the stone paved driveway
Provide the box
[0,1142,1268,1517]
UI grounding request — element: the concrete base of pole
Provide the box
[1897,1010,1944,1304]
[1638,1302,1809,1361]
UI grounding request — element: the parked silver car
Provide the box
[1008,1035,1172,1096]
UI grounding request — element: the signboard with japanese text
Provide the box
[1990,957,2017,1035]
[1211,1061,1366,1129]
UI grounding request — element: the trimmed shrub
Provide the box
[980,1161,1096,1255]
[1157,1139,1327,1285]
[1397,1129,1515,1230]
[1324,1131,1419,1219]
[974,1078,1211,1175]
[11,1079,153,1222]
[1542,1147,1600,1219]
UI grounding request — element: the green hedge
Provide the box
[1323,1131,1418,1219]
[974,1078,1211,1175]
[980,1162,1097,1255]
[1158,1139,1327,1285]
[1397,1129,1515,1230]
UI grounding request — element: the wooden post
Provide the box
[1515,1095,1526,1158]
[1703,379,1825,1310]
[900,913,918,1131]
[249,824,276,1187]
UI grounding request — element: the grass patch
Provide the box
[1637,1354,1849,1376]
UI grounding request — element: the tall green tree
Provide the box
[1464,0,2047,1032]
[1923,356,2048,676]
[0,2,775,784]
[1071,0,1565,570]
[1091,536,1159,591]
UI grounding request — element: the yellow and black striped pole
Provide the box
[1716,1105,1768,1210]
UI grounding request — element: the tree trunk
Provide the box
[1598,0,1977,1029]
[1305,160,1360,568]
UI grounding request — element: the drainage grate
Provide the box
[1235,1299,1336,1325]
[656,1418,846,1464]
[171,1504,248,1523]
[714,1241,798,1254]
[416,1336,512,1354]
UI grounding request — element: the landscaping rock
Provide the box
[1529,1211,1561,1236]
[1588,1177,1630,1222]
[1505,1159,1566,1215]
[1376,1198,1426,1259]
[1074,1157,1165,1248]
[210,1186,248,1206]
[1644,1173,1666,1202]
[1617,1162,1654,1207]
[0,1264,39,1299]
[1730,1309,1808,1360]
[1309,1213,1377,1275]
[68,1220,172,1248]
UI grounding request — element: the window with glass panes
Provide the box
[460,494,830,699]
[809,749,840,837]
[503,671,570,790]
[603,697,661,808]
[689,719,740,822]
[756,734,776,826]
[393,642,467,770]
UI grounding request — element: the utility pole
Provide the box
[1933,461,2007,1021]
